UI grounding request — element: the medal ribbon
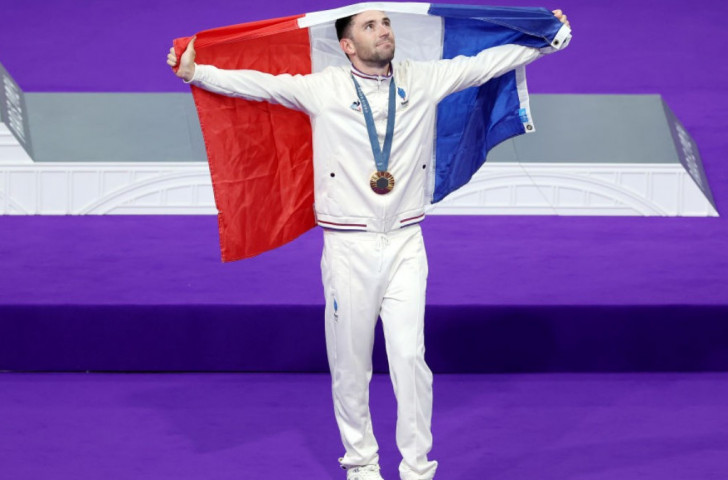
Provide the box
[351,73,396,173]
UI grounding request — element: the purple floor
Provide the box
[2,372,727,480]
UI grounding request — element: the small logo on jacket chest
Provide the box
[348,87,409,113]
[397,87,409,106]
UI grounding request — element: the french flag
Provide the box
[174,2,570,262]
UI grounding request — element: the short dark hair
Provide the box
[335,14,356,41]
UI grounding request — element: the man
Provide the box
[168,8,570,480]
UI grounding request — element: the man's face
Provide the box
[341,11,395,67]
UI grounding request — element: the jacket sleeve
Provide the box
[418,20,571,102]
[420,44,542,103]
[187,64,322,115]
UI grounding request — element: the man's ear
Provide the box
[340,38,355,57]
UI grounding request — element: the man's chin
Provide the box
[376,48,395,64]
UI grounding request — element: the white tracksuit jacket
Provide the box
[189,44,545,231]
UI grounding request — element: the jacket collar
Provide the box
[350,63,393,81]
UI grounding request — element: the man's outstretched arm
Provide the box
[166,37,321,113]
[421,8,571,102]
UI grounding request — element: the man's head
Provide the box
[335,11,395,71]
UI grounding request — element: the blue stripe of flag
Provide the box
[427,4,564,203]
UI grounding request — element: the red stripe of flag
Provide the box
[175,15,315,262]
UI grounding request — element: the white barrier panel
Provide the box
[0,160,716,216]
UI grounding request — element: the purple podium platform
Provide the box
[1,215,727,372]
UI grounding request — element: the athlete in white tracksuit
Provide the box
[170,9,570,480]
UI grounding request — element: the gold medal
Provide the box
[370,171,395,195]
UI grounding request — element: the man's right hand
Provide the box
[167,37,196,82]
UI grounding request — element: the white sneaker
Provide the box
[346,464,384,480]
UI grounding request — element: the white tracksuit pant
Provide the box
[321,225,438,480]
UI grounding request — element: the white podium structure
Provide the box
[0,61,717,217]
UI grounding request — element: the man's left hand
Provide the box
[552,9,570,28]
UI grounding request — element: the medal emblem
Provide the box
[370,171,395,195]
